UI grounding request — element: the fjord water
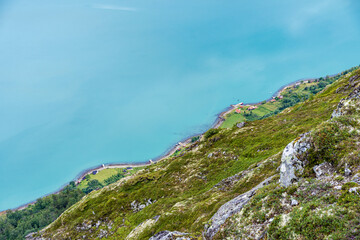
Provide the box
[1,0,360,210]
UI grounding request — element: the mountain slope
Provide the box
[29,68,360,240]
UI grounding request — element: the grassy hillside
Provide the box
[220,69,357,128]
[77,167,143,192]
[27,67,360,239]
[0,167,142,240]
[0,184,85,240]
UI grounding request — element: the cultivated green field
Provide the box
[220,78,338,128]
[77,167,143,190]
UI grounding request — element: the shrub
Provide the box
[204,129,219,140]
[191,136,200,143]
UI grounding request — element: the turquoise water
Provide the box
[0,0,360,210]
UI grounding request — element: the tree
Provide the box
[83,180,103,194]
[0,184,84,240]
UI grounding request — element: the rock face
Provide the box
[279,133,311,187]
[203,176,274,239]
[148,231,191,240]
[126,216,161,240]
[332,74,360,118]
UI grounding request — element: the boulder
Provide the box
[236,122,246,128]
[351,173,360,184]
[331,99,345,118]
[313,162,333,178]
[149,231,191,240]
[291,199,299,206]
[131,199,155,213]
[349,187,360,194]
[280,133,311,187]
[344,163,352,176]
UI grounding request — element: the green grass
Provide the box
[221,102,282,128]
[221,113,247,128]
[34,67,360,240]
[77,167,143,190]
[263,101,281,111]
[220,72,349,128]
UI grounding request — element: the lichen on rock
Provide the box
[204,176,274,239]
[279,133,311,187]
[332,74,360,118]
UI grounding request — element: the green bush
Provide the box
[0,184,85,240]
[191,136,200,142]
[204,129,219,140]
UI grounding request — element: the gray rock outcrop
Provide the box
[149,231,190,240]
[349,187,360,194]
[203,176,274,239]
[131,199,155,212]
[291,199,299,206]
[332,74,360,118]
[280,133,311,187]
[351,173,360,184]
[313,162,334,178]
[236,122,246,128]
[344,163,352,176]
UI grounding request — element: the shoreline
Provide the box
[213,76,319,128]
[3,73,341,213]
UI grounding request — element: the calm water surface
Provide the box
[1,0,360,209]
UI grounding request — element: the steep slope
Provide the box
[29,68,360,239]
[214,73,360,239]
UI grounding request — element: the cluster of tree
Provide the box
[283,70,358,111]
[278,91,309,111]
[82,179,104,194]
[243,111,260,121]
[0,182,85,240]
[204,128,220,140]
[304,79,331,95]
[82,171,128,194]
[259,73,347,120]
[191,136,200,143]
[104,172,126,185]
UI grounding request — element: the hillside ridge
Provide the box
[2,66,360,240]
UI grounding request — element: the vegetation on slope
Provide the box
[221,67,358,128]
[30,68,360,239]
[78,167,143,194]
[0,183,84,240]
[0,167,142,240]
[214,70,360,239]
